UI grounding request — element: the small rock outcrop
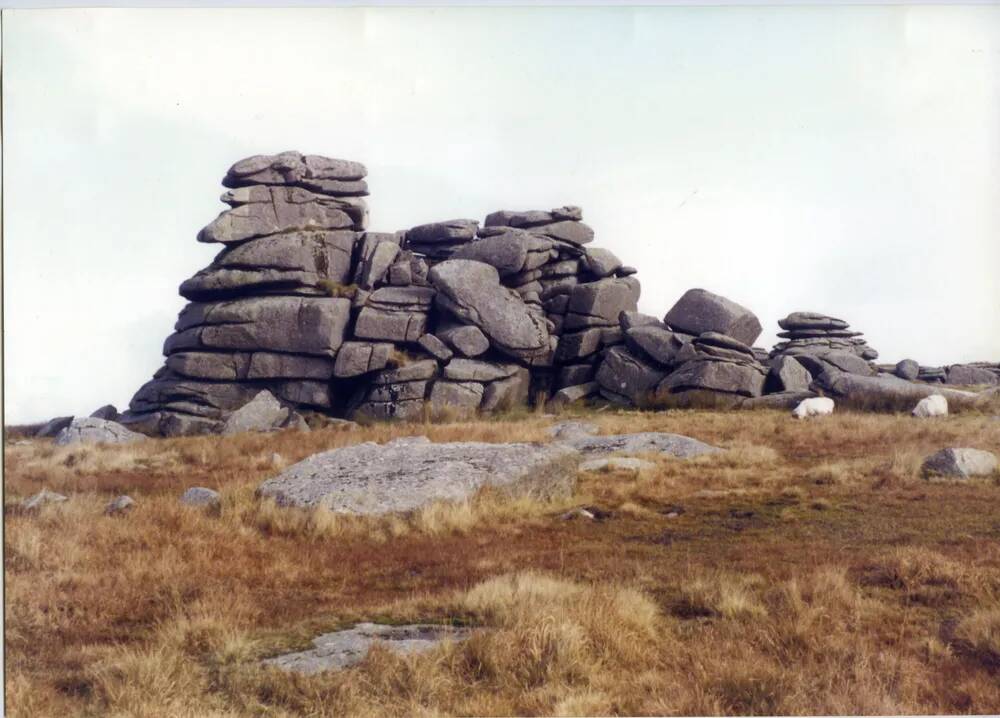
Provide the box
[771,312,879,361]
[257,437,580,514]
[262,623,471,675]
[54,418,147,446]
[921,448,998,479]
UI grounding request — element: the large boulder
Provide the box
[894,359,920,381]
[624,325,693,368]
[256,437,579,514]
[429,259,550,363]
[198,186,364,244]
[221,391,299,435]
[946,365,999,386]
[657,358,766,398]
[222,151,367,191]
[451,231,553,276]
[921,448,998,479]
[180,231,357,300]
[768,355,812,393]
[36,416,73,438]
[664,288,762,346]
[166,297,351,357]
[564,277,640,330]
[54,418,147,446]
[595,346,666,405]
[167,351,334,381]
[813,370,979,409]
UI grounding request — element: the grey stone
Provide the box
[558,363,596,389]
[778,312,849,331]
[128,376,264,419]
[547,382,598,410]
[921,448,998,479]
[895,359,920,381]
[555,329,605,361]
[528,221,594,245]
[354,233,402,290]
[36,416,73,438]
[437,324,490,358]
[428,381,484,415]
[407,219,479,245]
[561,432,720,459]
[768,355,812,393]
[169,297,351,357]
[564,277,640,330]
[480,369,531,412]
[664,288,763,346]
[223,152,367,188]
[20,489,68,512]
[813,370,980,408]
[451,232,553,276]
[221,391,290,435]
[180,231,357,300]
[354,307,428,343]
[946,365,999,386]
[817,351,876,376]
[619,311,665,331]
[624,326,693,368]
[89,405,119,421]
[742,391,818,410]
[54,418,147,446]
[657,358,766,398]
[429,259,550,363]
[418,334,453,362]
[443,359,519,382]
[582,248,623,278]
[262,623,470,676]
[595,346,667,405]
[484,206,582,228]
[198,185,363,244]
[180,487,221,508]
[257,438,580,513]
[105,495,136,516]
[167,351,334,381]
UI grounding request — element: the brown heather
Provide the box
[4,408,1000,716]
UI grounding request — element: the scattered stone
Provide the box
[104,495,136,515]
[180,487,221,508]
[921,448,998,479]
[20,489,68,512]
[54,418,147,446]
[547,421,600,440]
[792,397,835,419]
[262,623,471,675]
[257,438,579,513]
[913,394,948,418]
[560,432,720,459]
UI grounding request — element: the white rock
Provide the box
[921,448,998,479]
[913,394,948,418]
[20,489,68,512]
[792,397,835,419]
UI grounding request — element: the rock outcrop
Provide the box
[112,151,998,433]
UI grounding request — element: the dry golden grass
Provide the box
[5,407,1000,716]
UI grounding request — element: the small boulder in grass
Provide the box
[921,448,998,479]
[792,397,835,419]
[913,394,948,418]
[579,457,655,474]
[105,495,135,516]
[20,489,68,512]
[180,487,221,508]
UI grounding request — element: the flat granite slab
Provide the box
[262,623,471,675]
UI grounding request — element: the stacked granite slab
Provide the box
[122,152,369,435]
[591,288,768,407]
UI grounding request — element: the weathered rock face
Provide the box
[429,259,551,363]
[257,437,579,513]
[946,364,999,386]
[221,390,303,435]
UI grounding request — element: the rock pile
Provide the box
[109,151,997,434]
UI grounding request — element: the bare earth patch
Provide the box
[4,408,1000,716]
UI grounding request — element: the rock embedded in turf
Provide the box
[262,623,471,675]
[921,448,998,479]
[547,420,600,441]
[221,390,293,435]
[104,495,136,515]
[579,457,655,473]
[20,489,68,512]
[180,487,221,508]
[560,432,720,459]
[256,437,580,514]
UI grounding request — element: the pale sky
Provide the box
[4,6,999,424]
